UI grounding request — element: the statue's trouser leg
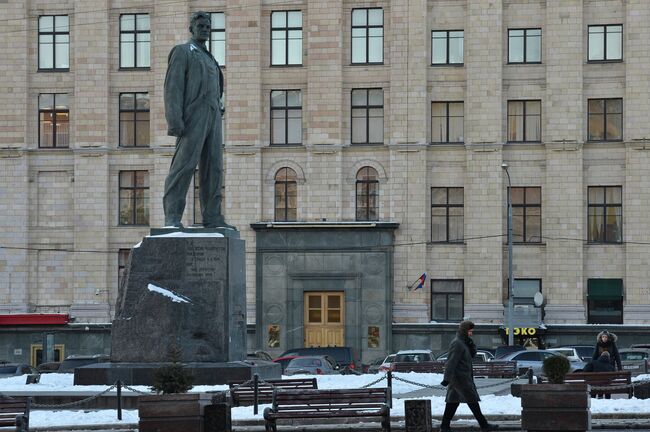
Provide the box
[163,105,213,226]
[199,106,223,225]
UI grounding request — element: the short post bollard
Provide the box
[527,368,533,384]
[116,380,122,420]
[253,373,259,415]
[405,399,432,432]
[387,371,393,408]
[205,391,231,432]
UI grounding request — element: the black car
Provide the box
[58,354,109,373]
[279,347,359,371]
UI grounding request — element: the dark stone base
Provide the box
[150,226,240,239]
[74,360,281,386]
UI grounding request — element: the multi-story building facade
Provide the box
[2,0,650,365]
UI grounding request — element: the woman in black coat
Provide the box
[439,321,499,432]
[592,330,622,371]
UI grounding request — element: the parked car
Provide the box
[246,350,273,362]
[37,361,61,373]
[394,350,435,363]
[363,356,385,374]
[618,348,650,375]
[494,345,527,359]
[436,349,494,363]
[374,354,396,373]
[554,345,595,361]
[547,347,588,371]
[58,354,109,373]
[0,362,39,378]
[273,355,300,373]
[630,344,650,350]
[279,346,359,371]
[495,349,572,377]
[284,356,340,376]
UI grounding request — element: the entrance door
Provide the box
[304,292,344,347]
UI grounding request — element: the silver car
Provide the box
[284,355,340,376]
[497,349,579,376]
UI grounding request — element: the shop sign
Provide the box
[504,327,537,336]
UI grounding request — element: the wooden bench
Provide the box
[229,378,317,407]
[263,388,391,432]
[0,397,30,432]
[391,361,518,378]
[563,371,632,398]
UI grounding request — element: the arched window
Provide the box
[356,166,379,221]
[275,167,297,221]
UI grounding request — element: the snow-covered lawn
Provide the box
[2,372,650,428]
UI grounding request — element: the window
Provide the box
[431,187,464,243]
[588,98,622,141]
[274,167,297,221]
[271,11,302,66]
[508,29,541,63]
[356,167,379,221]
[120,14,150,69]
[119,171,149,225]
[511,187,541,243]
[208,12,226,65]
[39,94,69,148]
[351,8,383,64]
[588,186,622,243]
[351,89,383,144]
[119,93,150,147]
[118,249,130,289]
[431,102,464,143]
[38,15,69,70]
[431,30,464,65]
[507,100,541,142]
[587,279,623,324]
[271,90,302,145]
[510,279,543,327]
[431,280,463,321]
[588,25,622,62]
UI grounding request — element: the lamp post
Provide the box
[501,162,515,346]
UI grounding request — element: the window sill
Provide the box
[37,68,70,73]
[38,146,70,149]
[270,143,303,147]
[507,62,542,65]
[118,145,151,149]
[586,242,623,246]
[431,141,464,145]
[350,62,385,66]
[586,139,624,143]
[269,64,304,68]
[118,67,151,71]
[587,59,623,64]
[118,224,150,227]
[429,242,466,246]
[503,242,546,246]
[430,63,464,67]
[351,142,384,146]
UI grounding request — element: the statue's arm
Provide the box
[164,46,188,137]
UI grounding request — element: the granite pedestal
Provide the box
[76,227,281,385]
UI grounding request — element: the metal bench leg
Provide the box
[15,415,28,432]
[265,420,277,432]
[382,415,391,432]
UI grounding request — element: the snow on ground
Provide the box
[2,372,650,427]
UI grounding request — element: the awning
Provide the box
[588,279,623,300]
[0,314,70,326]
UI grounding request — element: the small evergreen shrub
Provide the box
[151,344,194,394]
[542,355,571,384]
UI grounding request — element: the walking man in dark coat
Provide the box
[163,11,229,228]
[439,321,498,432]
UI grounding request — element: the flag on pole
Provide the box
[409,273,427,291]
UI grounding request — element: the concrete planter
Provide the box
[138,393,213,432]
[521,383,591,432]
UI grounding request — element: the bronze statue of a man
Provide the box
[163,11,228,228]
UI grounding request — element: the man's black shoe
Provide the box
[481,424,499,432]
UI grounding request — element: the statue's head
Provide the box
[189,11,211,43]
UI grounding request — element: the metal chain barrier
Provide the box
[391,370,530,392]
[121,383,153,395]
[360,374,387,388]
[31,383,117,409]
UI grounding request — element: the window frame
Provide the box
[355,166,379,221]
[431,279,464,322]
[587,98,623,142]
[119,92,150,147]
[431,101,464,143]
[431,187,464,243]
[207,12,226,65]
[351,7,384,65]
[38,15,70,72]
[588,24,623,63]
[431,30,464,66]
[274,167,297,222]
[351,88,384,145]
[507,99,542,143]
[118,170,150,226]
[38,93,69,149]
[587,185,622,244]
[119,13,151,70]
[270,10,302,66]
[510,186,542,244]
[270,89,303,145]
[507,28,542,64]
